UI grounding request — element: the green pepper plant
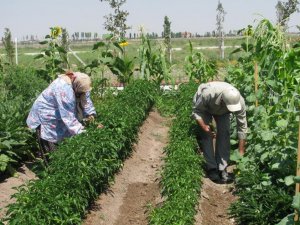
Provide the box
[150,82,204,225]
[4,80,157,224]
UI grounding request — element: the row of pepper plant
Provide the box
[225,19,300,225]
[150,82,203,224]
[150,50,217,224]
[3,80,157,224]
[1,24,173,220]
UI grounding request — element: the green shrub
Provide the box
[0,67,48,175]
[4,80,157,224]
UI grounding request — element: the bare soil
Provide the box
[83,109,170,225]
[194,165,237,225]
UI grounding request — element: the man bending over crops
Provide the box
[26,71,99,163]
[192,81,247,183]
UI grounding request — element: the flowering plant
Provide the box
[35,27,68,81]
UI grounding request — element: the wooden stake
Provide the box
[254,62,259,107]
[295,120,300,222]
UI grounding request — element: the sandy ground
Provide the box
[0,165,37,219]
[195,165,237,225]
[83,109,170,225]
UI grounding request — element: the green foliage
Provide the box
[0,67,48,175]
[100,0,130,39]
[155,89,179,117]
[163,16,172,63]
[35,27,69,82]
[149,82,204,225]
[230,169,292,225]
[2,28,15,65]
[86,35,135,85]
[277,213,300,225]
[226,19,300,224]
[276,0,299,30]
[138,34,171,85]
[0,55,4,73]
[2,67,48,100]
[60,28,70,69]
[184,40,217,82]
[4,80,157,224]
[107,54,135,84]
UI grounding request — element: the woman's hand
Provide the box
[97,123,104,129]
[86,115,95,123]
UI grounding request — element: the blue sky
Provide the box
[1,0,299,39]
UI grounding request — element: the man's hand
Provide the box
[202,124,211,133]
[197,119,216,138]
[238,139,246,156]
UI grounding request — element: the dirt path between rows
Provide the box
[83,109,170,225]
[195,166,237,225]
[1,108,238,225]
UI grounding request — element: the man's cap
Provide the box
[222,87,241,112]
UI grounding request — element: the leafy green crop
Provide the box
[155,89,179,117]
[149,82,204,225]
[226,19,300,225]
[137,34,172,85]
[0,67,48,175]
[4,80,157,224]
[184,40,217,82]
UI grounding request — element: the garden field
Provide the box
[0,36,266,71]
[0,19,300,225]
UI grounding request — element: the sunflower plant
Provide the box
[108,39,135,85]
[34,26,69,82]
[87,35,135,86]
[184,40,216,82]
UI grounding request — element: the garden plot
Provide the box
[0,166,36,219]
[84,109,169,225]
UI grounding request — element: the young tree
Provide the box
[216,1,226,59]
[61,28,69,51]
[276,0,299,31]
[2,28,15,65]
[163,16,172,63]
[94,32,98,40]
[60,28,69,69]
[100,0,130,40]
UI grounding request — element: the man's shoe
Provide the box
[207,169,221,182]
[219,169,234,183]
